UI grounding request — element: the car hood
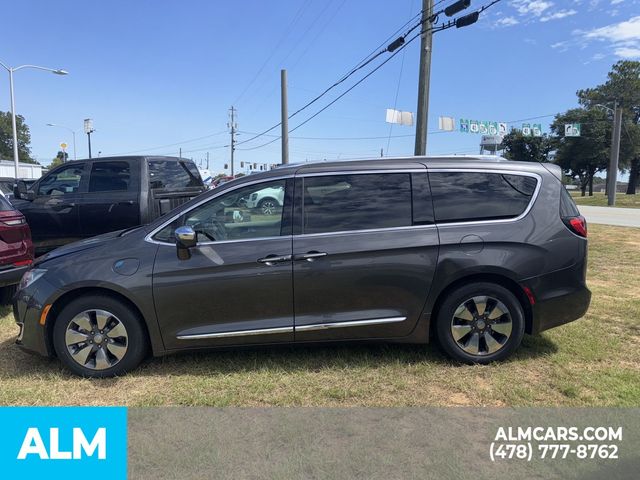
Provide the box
[35,229,126,265]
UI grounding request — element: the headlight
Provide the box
[19,268,47,290]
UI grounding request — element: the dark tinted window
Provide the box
[430,172,538,223]
[89,162,131,192]
[37,164,84,196]
[148,160,203,190]
[560,185,580,217]
[302,174,411,234]
[411,173,434,225]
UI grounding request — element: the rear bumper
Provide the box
[0,264,28,288]
[523,261,591,335]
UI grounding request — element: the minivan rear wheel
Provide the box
[435,282,525,364]
[52,295,148,378]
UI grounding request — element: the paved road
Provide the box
[578,205,640,228]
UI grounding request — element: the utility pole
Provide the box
[281,69,289,165]
[607,101,623,206]
[206,151,209,169]
[414,0,433,156]
[228,106,237,176]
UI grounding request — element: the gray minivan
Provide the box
[14,156,590,377]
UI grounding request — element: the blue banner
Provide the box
[0,407,127,479]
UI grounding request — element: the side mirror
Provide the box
[175,226,196,260]
[14,181,33,201]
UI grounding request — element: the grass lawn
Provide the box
[0,224,638,407]
[571,191,640,208]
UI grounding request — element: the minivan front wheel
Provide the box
[435,283,525,364]
[52,295,148,378]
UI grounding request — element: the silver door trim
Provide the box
[295,316,407,332]
[177,326,293,340]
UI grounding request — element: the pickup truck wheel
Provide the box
[52,295,148,378]
[258,198,279,215]
[435,282,525,364]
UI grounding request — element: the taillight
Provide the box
[562,215,587,238]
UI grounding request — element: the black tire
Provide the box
[435,282,525,364]
[257,197,280,215]
[52,295,148,378]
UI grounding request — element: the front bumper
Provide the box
[523,261,591,335]
[13,277,58,357]
[0,264,29,288]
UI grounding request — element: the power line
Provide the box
[232,0,312,106]
[237,0,503,150]
[108,130,228,156]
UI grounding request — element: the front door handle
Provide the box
[293,251,328,262]
[257,254,292,266]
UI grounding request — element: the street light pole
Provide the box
[46,123,77,160]
[8,69,19,178]
[0,60,68,178]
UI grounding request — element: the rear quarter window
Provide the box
[148,160,203,190]
[429,172,538,223]
[560,186,580,217]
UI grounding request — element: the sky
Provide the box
[1,0,639,174]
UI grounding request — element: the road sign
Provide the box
[565,123,581,137]
[498,122,508,135]
[470,120,479,134]
[60,142,67,150]
[459,119,470,133]
[532,124,542,137]
[522,123,531,136]
[84,118,94,134]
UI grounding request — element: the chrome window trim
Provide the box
[296,168,425,177]
[295,316,407,332]
[176,316,407,340]
[297,224,436,239]
[145,175,293,246]
[427,169,542,228]
[147,167,542,246]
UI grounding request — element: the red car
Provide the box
[0,193,34,303]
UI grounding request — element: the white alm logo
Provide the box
[17,427,107,460]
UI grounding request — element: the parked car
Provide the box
[12,156,206,253]
[0,177,16,199]
[13,157,590,377]
[0,191,34,304]
[244,185,285,214]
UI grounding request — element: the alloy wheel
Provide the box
[450,296,513,356]
[261,200,277,215]
[64,309,129,370]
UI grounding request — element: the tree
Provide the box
[551,108,610,196]
[50,150,68,167]
[501,130,554,163]
[0,111,37,163]
[577,60,640,194]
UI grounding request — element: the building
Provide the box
[0,159,43,179]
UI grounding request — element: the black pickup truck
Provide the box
[12,156,206,253]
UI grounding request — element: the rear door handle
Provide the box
[293,251,328,262]
[257,254,292,266]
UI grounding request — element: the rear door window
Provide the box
[148,160,203,190]
[88,161,132,192]
[301,173,411,234]
[429,172,538,223]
